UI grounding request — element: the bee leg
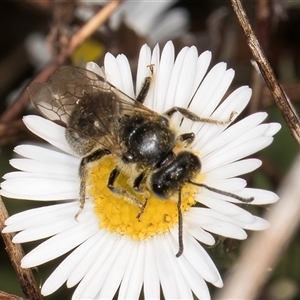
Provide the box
[164,106,237,125]
[136,64,154,104]
[133,172,145,192]
[176,188,184,258]
[75,149,111,220]
[108,168,145,212]
[176,132,195,147]
[75,166,88,220]
[136,198,148,220]
[189,180,254,202]
[133,172,149,220]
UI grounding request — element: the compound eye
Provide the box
[151,182,168,199]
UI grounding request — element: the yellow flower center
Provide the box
[88,156,199,240]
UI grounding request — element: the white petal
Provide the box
[72,233,119,299]
[165,46,189,109]
[67,230,112,288]
[187,62,227,120]
[97,237,132,299]
[204,158,262,180]
[201,187,277,206]
[178,257,212,300]
[153,40,174,113]
[184,219,215,245]
[2,170,74,182]
[165,232,212,299]
[10,158,77,177]
[14,144,78,166]
[171,227,221,286]
[204,67,235,116]
[85,61,104,77]
[116,54,135,98]
[23,116,74,155]
[202,135,274,173]
[160,235,193,299]
[154,234,180,298]
[196,194,255,223]
[41,231,102,296]
[243,216,270,230]
[118,241,145,299]
[166,235,210,299]
[199,216,247,240]
[200,111,267,159]
[118,242,139,298]
[144,239,160,300]
[87,237,131,299]
[1,177,78,200]
[188,207,265,233]
[190,51,212,101]
[193,86,251,147]
[13,217,77,242]
[3,202,75,230]
[172,46,199,108]
[143,43,160,109]
[202,177,247,192]
[104,52,124,91]
[136,44,151,97]
[238,188,279,205]
[21,217,98,268]
[265,122,281,135]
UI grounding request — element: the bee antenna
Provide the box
[176,188,184,258]
[188,180,254,203]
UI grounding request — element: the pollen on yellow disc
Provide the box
[88,156,198,240]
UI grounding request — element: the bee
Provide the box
[28,65,253,257]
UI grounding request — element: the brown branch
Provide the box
[231,0,300,146]
[0,0,122,123]
[256,0,272,55]
[261,81,300,107]
[60,0,122,60]
[215,153,300,299]
[0,197,42,300]
[0,290,24,300]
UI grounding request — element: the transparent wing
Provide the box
[27,66,156,153]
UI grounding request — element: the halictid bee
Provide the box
[28,65,253,257]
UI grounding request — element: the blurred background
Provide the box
[0,0,299,299]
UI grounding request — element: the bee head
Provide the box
[150,151,201,199]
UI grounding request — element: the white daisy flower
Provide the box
[1,41,280,300]
[76,0,189,45]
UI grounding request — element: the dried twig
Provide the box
[0,197,42,300]
[215,1,300,298]
[231,0,300,146]
[215,153,300,299]
[0,290,24,300]
[0,0,122,123]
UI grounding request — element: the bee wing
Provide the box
[28,66,156,152]
[28,66,109,126]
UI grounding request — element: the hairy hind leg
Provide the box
[164,106,236,124]
[75,149,111,220]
